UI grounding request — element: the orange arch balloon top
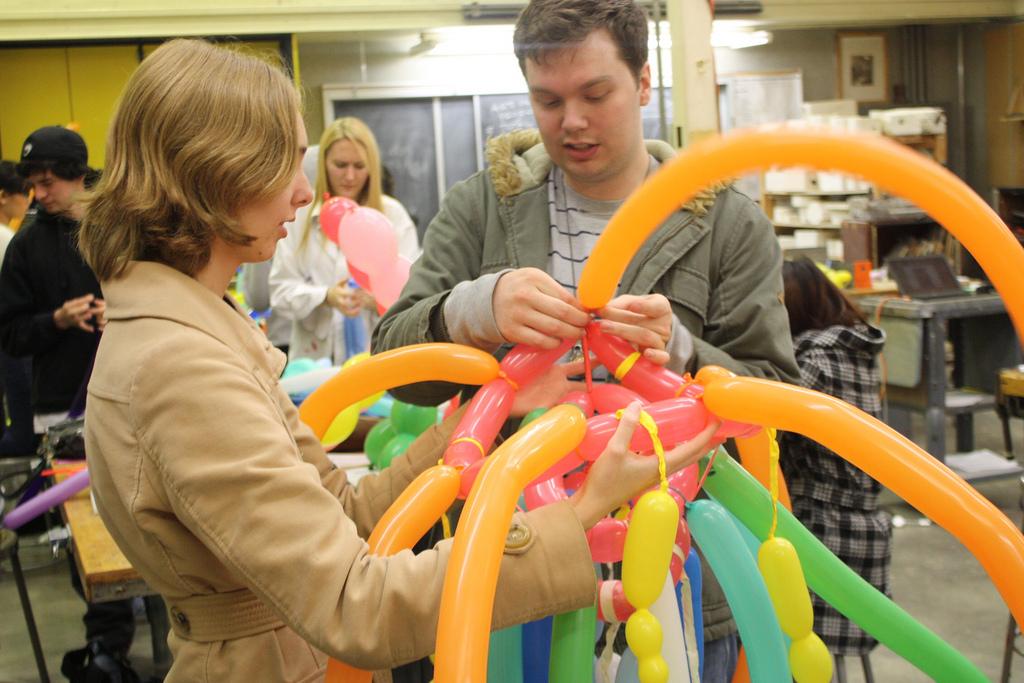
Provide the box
[576,128,1024,351]
[298,343,500,439]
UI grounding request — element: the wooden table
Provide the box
[59,470,153,603]
[59,469,171,672]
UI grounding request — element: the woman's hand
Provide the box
[568,401,719,530]
[325,282,362,317]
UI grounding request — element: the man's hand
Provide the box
[493,268,590,349]
[325,282,362,317]
[598,294,673,366]
[510,359,587,417]
[54,294,104,333]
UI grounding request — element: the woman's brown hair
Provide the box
[782,257,868,337]
[80,39,301,280]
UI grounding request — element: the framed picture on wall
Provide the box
[836,32,888,103]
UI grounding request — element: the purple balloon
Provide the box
[2,469,90,530]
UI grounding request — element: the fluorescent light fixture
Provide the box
[711,29,772,49]
[649,22,772,51]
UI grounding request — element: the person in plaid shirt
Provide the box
[779,257,891,657]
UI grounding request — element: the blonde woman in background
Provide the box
[270,117,419,363]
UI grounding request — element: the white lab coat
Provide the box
[269,195,419,363]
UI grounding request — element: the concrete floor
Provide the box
[2,410,1024,682]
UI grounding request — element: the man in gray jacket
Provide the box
[374,0,800,679]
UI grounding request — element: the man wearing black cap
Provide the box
[0,126,141,681]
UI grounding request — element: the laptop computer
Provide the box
[887,254,965,300]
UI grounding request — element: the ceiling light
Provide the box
[710,29,772,49]
[409,31,440,56]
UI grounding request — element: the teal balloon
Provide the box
[377,432,417,470]
[390,401,439,436]
[281,357,317,379]
[549,606,596,683]
[487,626,524,683]
[519,407,548,429]
[687,498,792,683]
[701,450,988,683]
[364,419,398,468]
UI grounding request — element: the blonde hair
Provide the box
[80,39,302,280]
[300,116,383,249]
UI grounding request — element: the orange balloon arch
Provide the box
[300,127,1024,683]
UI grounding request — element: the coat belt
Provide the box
[167,589,285,642]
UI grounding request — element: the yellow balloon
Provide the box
[637,656,670,683]
[625,608,663,658]
[789,633,833,683]
[758,537,814,638]
[341,352,386,410]
[623,490,679,609]
[321,404,359,448]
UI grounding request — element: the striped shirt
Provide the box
[546,158,659,297]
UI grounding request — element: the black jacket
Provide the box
[0,208,101,414]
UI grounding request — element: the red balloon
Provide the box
[318,196,358,245]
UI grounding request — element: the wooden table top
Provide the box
[58,466,152,603]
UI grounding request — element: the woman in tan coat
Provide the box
[77,39,717,682]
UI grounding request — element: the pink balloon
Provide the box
[318,196,358,246]
[336,207,398,275]
[370,256,411,312]
[444,380,516,471]
[590,383,647,414]
[587,517,628,562]
[500,340,574,386]
[559,390,594,416]
[348,263,372,291]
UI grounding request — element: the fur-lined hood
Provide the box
[484,129,725,217]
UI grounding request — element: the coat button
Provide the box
[505,522,531,550]
[171,607,190,634]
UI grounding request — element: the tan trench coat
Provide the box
[84,261,596,682]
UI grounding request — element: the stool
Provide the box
[833,652,874,683]
[996,368,1024,456]
[1,527,49,682]
[1000,475,1024,683]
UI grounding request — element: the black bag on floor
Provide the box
[61,640,141,683]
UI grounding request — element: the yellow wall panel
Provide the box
[0,48,72,162]
[986,23,1024,188]
[67,46,141,168]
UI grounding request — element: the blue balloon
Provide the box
[522,617,552,683]
[688,499,791,683]
[682,548,704,679]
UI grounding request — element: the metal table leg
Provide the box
[1,528,49,683]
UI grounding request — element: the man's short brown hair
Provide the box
[513,0,649,81]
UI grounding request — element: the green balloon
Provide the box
[701,449,987,683]
[390,401,439,436]
[548,605,596,683]
[364,419,398,468]
[519,407,548,430]
[377,432,418,470]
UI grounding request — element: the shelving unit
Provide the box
[763,129,949,262]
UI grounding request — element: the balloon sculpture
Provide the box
[295,127,1024,683]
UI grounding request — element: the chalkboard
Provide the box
[479,93,535,144]
[325,86,676,234]
[332,98,438,236]
[478,88,673,154]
